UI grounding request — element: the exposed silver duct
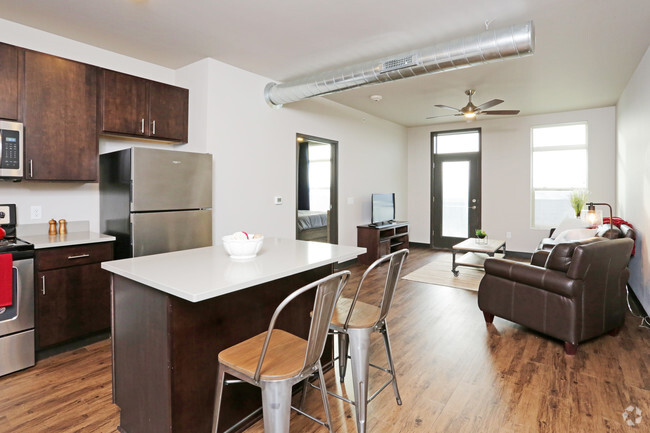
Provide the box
[265,21,535,107]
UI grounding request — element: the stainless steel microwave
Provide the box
[0,120,23,181]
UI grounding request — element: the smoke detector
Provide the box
[370,95,383,102]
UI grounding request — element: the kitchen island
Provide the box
[102,238,365,433]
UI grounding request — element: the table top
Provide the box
[452,238,506,253]
[101,238,365,303]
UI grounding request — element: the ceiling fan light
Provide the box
[464,112,476,119]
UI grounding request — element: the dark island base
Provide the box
[112,264,333,433]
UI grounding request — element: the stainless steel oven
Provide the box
[0,204,35,376]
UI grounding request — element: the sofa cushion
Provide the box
[545,237,604,272]
[553,228,598,243]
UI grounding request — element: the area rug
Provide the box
[402,253,487,292]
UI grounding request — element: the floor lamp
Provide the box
[586,202,613,231]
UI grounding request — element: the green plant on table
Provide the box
[569,189,589,217]
[475,229,487,238]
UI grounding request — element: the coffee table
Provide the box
[451,238,506,276]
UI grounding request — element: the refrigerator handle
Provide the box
[129,180,134,211]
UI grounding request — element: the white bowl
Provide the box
[222,235,264,259]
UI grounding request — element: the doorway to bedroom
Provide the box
[296,133,338,244]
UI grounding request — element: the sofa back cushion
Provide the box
[545,237,604,272]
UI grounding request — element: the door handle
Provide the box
[41,275,46,295]
[152,120,156,135]
[141,118,145,134]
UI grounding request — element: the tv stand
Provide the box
[357,221,409,265]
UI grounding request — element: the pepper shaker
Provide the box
[48,219,57,235]
[58,219,67,235]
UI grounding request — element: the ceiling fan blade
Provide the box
[482,110,520,115]
[476,99,503,111]
[426,113,464,119]
[434,104,461,112]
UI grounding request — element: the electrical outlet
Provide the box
[31,205,42,220]
[506,231,512,239]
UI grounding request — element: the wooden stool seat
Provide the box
[330,297,379,329]
[219,330,307,381]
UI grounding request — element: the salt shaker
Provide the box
[58,219,67,235]
[48,219,57,235]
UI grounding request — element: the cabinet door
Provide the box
[148,81,188,142]
[24,51,98,181]
[100,70,148,137]
[36,263,111,348]
[0,43,19,121]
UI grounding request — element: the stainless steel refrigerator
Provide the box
[100,147,213,260]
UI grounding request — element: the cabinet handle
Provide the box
[41,275,46,295]
[152,120,156,135]
[67,254,90,260]
[141,118,145,134]
[29,160,33,178]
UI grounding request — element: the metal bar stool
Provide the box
[212,270,350,433]
[302,249,409,433]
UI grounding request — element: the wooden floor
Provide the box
[1,245,649,432]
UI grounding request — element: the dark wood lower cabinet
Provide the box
[35,242,113,349]
[37,263,111,347]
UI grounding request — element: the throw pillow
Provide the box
[550,217,589,239]
[553,228,598,243]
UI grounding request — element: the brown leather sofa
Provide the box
[478,237,634,354]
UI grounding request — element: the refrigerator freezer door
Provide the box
[131,210,212,257]
[131,148,212,212]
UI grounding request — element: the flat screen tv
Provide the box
[371,193,395,225]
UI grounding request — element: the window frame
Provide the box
[530,121,589,229]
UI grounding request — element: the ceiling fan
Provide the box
[427,89,520,120]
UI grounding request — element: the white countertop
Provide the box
[20,231,116,249]
[101,238,365,303]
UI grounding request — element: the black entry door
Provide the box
[431,129,482,249]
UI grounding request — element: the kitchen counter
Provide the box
[105,238,365,433]
[102,237,364,302]
[19,221,115,249]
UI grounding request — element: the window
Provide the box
[307,143,331,211]
[531,123,588,228]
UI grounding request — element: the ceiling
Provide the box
[1,0,649,127]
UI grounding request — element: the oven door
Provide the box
[0,257,34,335]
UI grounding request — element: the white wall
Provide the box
[617,46,650,313]
[176,58,408,245]
[0,20,408,245]
[407,107,617,252]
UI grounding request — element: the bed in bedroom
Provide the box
[297,210,329,242]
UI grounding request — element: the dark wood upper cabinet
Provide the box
[100,70,188,143]
[99,69,148,136]
[148,80,188,142]
[0,43,20,121]
[24,50,98,181]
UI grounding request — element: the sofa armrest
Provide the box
[483,258,580,298]
[530,250,550,267]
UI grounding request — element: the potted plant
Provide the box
[569,189,589,218]
[475,229,487,244]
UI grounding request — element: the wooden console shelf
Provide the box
[357,222,409,265]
